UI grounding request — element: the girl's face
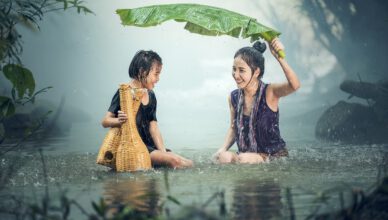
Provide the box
[143,62,162,90]
[232,56,259,89]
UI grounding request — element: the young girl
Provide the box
[214,38,300,164]
[101,50,193,168]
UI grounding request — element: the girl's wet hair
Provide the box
[234,41,266,78]
[128,50,162,83]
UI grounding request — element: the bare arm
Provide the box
[267,38,301,99]
[101,111,127,128]
[149,121,167,152]
[215,96,236,154]
[102,110,166,152]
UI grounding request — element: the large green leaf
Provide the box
[0,96,15,117]
[3,64,35,99]
[116,4,280,42]
[0,39,7,61]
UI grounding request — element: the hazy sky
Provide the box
[12,0,344,149]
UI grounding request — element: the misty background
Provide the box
[2,0,386,152]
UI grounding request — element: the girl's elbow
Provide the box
[292,82,301,91]
[101,119,109,128]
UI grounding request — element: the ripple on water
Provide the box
[1,140,387,219]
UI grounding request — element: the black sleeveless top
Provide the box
[108,89,157,148]
[231,85,286,154]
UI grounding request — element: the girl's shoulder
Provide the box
[148,89,156,98]
[231,89,239,96]
[148,90,157,104]
[230,89,239,108]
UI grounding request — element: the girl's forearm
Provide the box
[102,117,121,128]
[220,127,236,151]
[153,132,166,152]
[150,122,166,152]
[278,58,300,90]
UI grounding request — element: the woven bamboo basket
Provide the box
[96,84,152,171]
[96,127,121,168]
[115,84,152,172]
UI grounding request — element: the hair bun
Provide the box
[252,41,266,53]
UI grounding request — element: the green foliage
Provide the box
[0,0,92,132]
[23,110,52,137]
[0,96,15,118]
[1,63,52,118]
[90,197,155,220]
[166,195,181,206]
[0,1,93,217]
[0,0,94,64]
[116,4,280,42]
[163,169,182,207]
[56,0,95,15]
[19,86,53,105]
[112,206,137,220]
[117,4,285,57]
[3,64,35,98]
[91,198,107,217]
[0,39,7,61]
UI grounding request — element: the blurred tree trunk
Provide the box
[302,0,388,82]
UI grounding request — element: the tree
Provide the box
[0,0,93,144]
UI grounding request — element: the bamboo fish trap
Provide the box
[96,84,152,171]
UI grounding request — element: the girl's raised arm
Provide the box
[267,38,300,99]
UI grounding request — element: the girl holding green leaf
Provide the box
[101,50,193,169]
[214,38,300,164]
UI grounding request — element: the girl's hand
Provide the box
[117,110,127,124]
[212,148,226,161]
[269,38,285,60]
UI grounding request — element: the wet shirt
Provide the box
[231,85,286,154]
[108,89,157,148]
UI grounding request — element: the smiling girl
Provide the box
[214,39,300,164]
[102,50,193,168]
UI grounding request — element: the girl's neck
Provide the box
[129,80,144,89]
[243,79,260,97]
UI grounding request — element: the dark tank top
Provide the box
[231,85,286,154]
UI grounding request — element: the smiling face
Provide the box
[232,56,259,89]
[142,62,162,90]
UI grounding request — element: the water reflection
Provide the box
[103,176,160,218]
[232,178,283,220]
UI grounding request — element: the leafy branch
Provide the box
[0,0,93,65]
[0,0,93,144]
